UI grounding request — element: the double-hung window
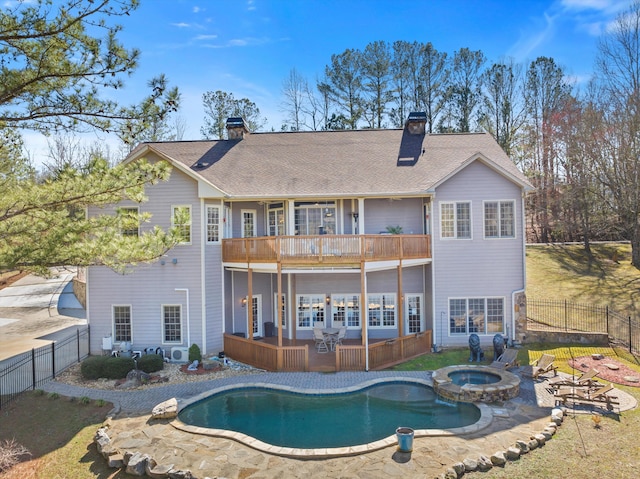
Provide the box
[113,305,132,342]
[163,305,182,343]
[440,202,471,239]
[206,205,221,243]
[449,297,504,335]
[118,207,140,237]
[172,205,192,244]
[484,200,515,238]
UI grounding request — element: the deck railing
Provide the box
[222,234,431,265]
[223,333,308,371]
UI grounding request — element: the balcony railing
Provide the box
[222,234,431,265]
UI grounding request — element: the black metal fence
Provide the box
[527,299,640,355]
[0,327,89,409]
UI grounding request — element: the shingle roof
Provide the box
[132,129,530,199]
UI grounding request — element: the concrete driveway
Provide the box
[0,267,87,361]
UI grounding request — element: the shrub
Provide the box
[80,355,135,380]
[81,356,109,380]
[188,343,202,363]
[102,357,135,379]
[96,399,106,407]
[80,396,91,405]
[48,392,59,400]
[136,353,164,373]
[0,439,30,473]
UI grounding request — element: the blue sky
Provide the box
[23,0,631,166]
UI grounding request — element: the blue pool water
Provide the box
[178,382,481,448]
[449,371,500,386]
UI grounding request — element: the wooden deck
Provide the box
[223,331,432,372]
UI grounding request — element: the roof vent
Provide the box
[226,117,249,140]
[405,112,426,135]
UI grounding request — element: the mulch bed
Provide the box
[179,364,224,375]
[568,356,640,387]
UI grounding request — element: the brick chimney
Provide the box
[405,112,426,135]
[226,117,249,140]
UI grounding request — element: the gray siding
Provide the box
[88,159,205,356]
[432,160,525,348]
[364,198,424,234]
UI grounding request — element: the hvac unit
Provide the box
[170,346,190,362]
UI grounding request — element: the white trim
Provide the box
[205,204,222,244]
[247,294,263,337]
[439,200,472,240]
[111,304,133,344]
[482,199,516,239]
[447,296,506,337]
[273,292,286,329]
[295,294,326,330]
[241,209,257,238]
[118,206,140,237]
[405,293,424,335]
[201,198,207,355]
[161,303,184,345]
[367,293,397,330]
[171,204,192,245]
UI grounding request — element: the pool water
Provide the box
[178,382,481,448]
[449,370,501,386]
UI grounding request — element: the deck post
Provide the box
[247,267,253,340]
[277,263,283,348]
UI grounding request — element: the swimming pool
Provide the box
[177,381,481,450]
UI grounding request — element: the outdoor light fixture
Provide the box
[241,297,247,307]
[326,295,331,304]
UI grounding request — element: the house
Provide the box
[87,113,532,370]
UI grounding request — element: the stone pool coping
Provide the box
[171,376,493,458]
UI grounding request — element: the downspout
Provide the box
[200,198,207,355]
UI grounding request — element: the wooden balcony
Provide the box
[222,234,431,266]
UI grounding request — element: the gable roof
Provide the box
[128,129,531,199]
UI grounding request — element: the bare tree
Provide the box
[281,68,308,131]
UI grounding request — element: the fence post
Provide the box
[564,300,568,332]
[51,342,56,379]
[77,328,80,362]
[630,317,633,354]
[606,306,609,335]
[31,348,36,390]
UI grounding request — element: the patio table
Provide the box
[322,328,339,351]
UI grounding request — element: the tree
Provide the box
[324,49,364,129]
[0,0,178,135]
[523,56,572,243]
[441,48,485,132]
[479,59,526,157]
[281,68,308,131]
[593,0,640,267]
[0,0,181,274]
[0,158,178,275]
[201,90,266,139]
[418,43,448,133]
[361,41,392,129]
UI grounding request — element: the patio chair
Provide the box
[330,326,347,350]
[521,353,558,379]
[313,328,329,353]
[547,368,603,390]
[489,348,520,370]
[554,383,619,411]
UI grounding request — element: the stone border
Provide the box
[93,405,568,478]
[432,365,520,403]
[170,377,491,458]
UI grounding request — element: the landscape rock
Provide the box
[443,468,458,479]
[505,447,521,460]
[152,397,179,419]
[126,452,151,476]
[490,451,507,466]
[107,453,124,468]
[527,438,539,450]
[147,463,175,479]
[477,455,493,471]
[168,470,196,479]
[463,458,478,472]
[515,440,529,453]
[534,433,547,446]
[452,462,466,476]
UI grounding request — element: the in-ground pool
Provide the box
[177,381,481,449]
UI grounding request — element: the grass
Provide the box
[1,242,640,478]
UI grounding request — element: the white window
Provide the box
[330,294,360,328]
[296,294,325,329]
[484,200,515,238]
[242,209,256,238]
[273,293,286,328]
[268,203,286,236]
[206,205,221,243]
[440,201,471,239]
[449,297,504,335]
[162,304,182,344]
[368,294,396,328]
[294,202,336,235]
[118,206,139,237]
[112,305,132,342]
[172,205,192,244]
[406,294,423,334]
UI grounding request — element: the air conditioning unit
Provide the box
[171,346,190,362]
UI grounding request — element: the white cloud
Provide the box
[171,22,191,28]
[193,6,201,13]
[195,34,218,41]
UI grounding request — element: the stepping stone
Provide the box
[604,363,620,370]
[591,354,604,360]
[623,376,639,383]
